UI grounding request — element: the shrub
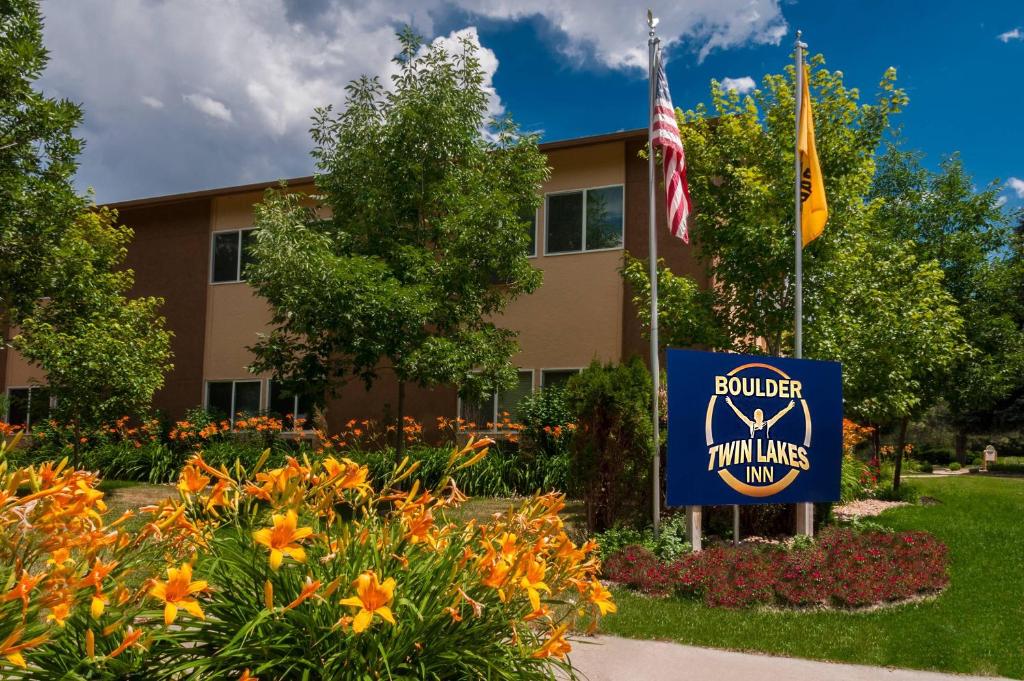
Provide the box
[603,527,948,609]
[875,482,921,502]
[566,358,653,532]
[601,545,677,596]
[515,386,576,460]
[0,435,614,679]
[593,514,691,562]
[988,462,1024,474]
[919,462,934,474]
[949,462,962,471]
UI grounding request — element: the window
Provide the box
[545,185,624,254]
[268,381,314,430]
[5,387,50,429]
[541,369,581,390]
[459,370,534,428]
[205,380,262,423]
[211,229,257,283]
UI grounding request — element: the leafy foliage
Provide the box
[566,359,653,532]
[666,54,907,357]
[0,0,87,324]
[246,29,548,453]
[871,146,1024,450]
[12,209,174,444]
[604,528,948,608]
[0,434,613,679]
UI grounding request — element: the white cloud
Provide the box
[183,94,234,123]
[1006,177,1024,199]
[997,27,1022,43]
[36,0,789,202]
[453,0,788,67]
[720,76,756,94]
[995,196,1008,208]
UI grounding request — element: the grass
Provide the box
[599,476,1024,679]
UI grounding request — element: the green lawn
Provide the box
[600,476,1024,678]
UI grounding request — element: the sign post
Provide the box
[666,349,843,550]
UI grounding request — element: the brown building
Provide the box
[1,129,706,434]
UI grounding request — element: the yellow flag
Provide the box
[798,66,827,246]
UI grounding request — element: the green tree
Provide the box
[872,147,1024,461]
[809,227,965,487]
[668,54,908,356]
[628,55,968,489]
[246,30,547,456]
[1,0,86,325]
[12,209,173,461]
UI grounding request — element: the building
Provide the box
[1,129,706,434]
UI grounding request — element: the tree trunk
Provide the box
[72,420,82,470]
[955,431,967,465]
[396,380,406,462]
[893,416,909,491]
[871,423,881,460]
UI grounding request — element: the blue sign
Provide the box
[666,349,843,506]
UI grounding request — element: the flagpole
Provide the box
[647,11,661,537]
[793,30,805,360]
[793,29,814,537]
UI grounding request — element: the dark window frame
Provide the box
[210,228,257,284]
[540,368,582,390]
[543,184,625,256]
[457,369,534,430]
[4,386,51,429]
[204,379,263,425]
[268,380,314,432]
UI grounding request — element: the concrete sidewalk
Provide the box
[567,635,1012,681]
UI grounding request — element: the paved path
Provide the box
[567,635,1012,681]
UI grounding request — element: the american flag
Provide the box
[651,52,692,243]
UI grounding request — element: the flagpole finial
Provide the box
[647,9,659,37]
[795,29,807,49]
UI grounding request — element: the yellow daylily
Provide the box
[149,562,208,625]
[252,509,313,570]
[339,571,396,634]
[518,557,550,612]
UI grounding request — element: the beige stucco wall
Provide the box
[4,332,45,388]
[500,141,626,384]
[203,191,275,390]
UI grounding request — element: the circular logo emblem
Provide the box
[704,362,812,497]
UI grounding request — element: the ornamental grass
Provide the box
[0,431,612,679]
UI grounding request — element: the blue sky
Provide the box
[462,3,1023,211]
[39,1,1023,212]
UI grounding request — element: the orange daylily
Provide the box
[532,624,571,659]
[285,577,322,610]
[0,627,48,669]
[108,627,144,659]
[149,562,208,625]
[177,464,210,495]
[252,509,313,570]
[339,571,396,633]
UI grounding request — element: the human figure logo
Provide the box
[703,362,814,498]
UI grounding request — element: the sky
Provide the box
[36,0,1024,212]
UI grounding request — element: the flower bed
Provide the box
[603,527,948,609]
[0,433,613,679]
